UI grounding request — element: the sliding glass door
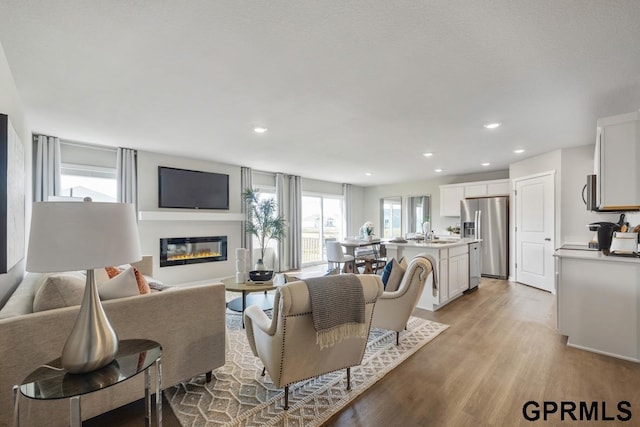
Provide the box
[302,194,343,265]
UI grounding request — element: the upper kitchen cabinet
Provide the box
[440,185,465,217]
[595,112,640,211]
[440,179,510,217]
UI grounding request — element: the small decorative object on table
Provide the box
[360,221,375,241]
[249,270,274,283]
[446,225,461,235]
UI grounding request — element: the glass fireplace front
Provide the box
[160,236,227,267]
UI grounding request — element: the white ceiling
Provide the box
[1,0,639,186]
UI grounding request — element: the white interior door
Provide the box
[515,173,555,292]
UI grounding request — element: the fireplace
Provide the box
[160,236,227,267]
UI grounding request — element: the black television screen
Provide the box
[158,166,229,209]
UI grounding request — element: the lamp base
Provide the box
[61,269,119,374]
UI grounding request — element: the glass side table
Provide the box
[14,339,162,427]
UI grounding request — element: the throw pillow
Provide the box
[98,267,143,300]
[399,256,408,269]
[385,258,406,292]
[33,274,85,312]
[105,266,122,279]
[132,267,151,294]
[381,260,394,287]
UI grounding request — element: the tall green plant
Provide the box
[243,188,287,264]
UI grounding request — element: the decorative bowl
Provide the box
[249,270,274,282]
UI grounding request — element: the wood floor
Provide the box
[86,278,640,426]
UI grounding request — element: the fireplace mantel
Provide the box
[138,211,244,222]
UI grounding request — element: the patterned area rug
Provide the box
[166,311,448,427]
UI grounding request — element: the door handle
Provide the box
[544,238,551,241]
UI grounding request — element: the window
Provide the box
[58,141,118,202]
[60,164,117,202]
[302,194,344,265]
[380,197,402,238]
[250,187,278,267]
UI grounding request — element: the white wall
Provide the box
[0,42,30,306]
[136,150,242,284]
[361,170,509,237]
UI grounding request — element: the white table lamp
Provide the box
[26,198,142,373]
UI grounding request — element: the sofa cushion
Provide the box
[0,273,48,318]
[33,274,85,312]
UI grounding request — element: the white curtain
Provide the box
[343,183,353,237]
[33,134,62,202]
[116,148,137,208]
[241,167,253,252]
[288,175,302,270]
[276,173,302,272]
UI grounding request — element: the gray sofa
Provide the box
[0,257,226,427]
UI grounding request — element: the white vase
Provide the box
[254,259,266,271]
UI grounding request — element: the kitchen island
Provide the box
[554,248,640,362]
[385,238,477,311]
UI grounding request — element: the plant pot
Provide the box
[249,270,274,282]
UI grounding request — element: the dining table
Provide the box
[339,238,386,274]
[339,238,382,257]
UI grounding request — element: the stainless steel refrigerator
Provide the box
[460,196,509,279]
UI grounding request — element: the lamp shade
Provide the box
[27,201,142,272]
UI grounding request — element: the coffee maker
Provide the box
[588,221,621,253]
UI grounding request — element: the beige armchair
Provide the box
[372,255,435,345]
[244,275,383,409]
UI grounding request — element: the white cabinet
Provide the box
[440,186,465,217]
[464,184,487,198]
[387,242,471,310]
[438,258,449,304]
[556,252,640,362]
[447,245,469,298]
[595,112,640,210]
[440,179,510,217]
[487,180,510,196]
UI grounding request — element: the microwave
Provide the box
[585,174,598,211]
[585,174,640,212]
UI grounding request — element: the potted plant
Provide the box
[242,188,287,281]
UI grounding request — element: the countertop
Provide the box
[554,248,640,264]
[384,238,479,249]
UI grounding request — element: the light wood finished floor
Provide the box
[86,278,640,426]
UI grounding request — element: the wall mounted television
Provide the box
[158,166,229,209]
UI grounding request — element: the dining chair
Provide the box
[326,240,355,273]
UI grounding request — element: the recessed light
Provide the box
[483,122,501,129]
[253,127,268,134]
[481,162,490,167]
[514,149,525,154]
[365,172,372,176]
[423,152,433,157]
[435,169,443,173]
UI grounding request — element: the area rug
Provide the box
[166,312,448,427]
